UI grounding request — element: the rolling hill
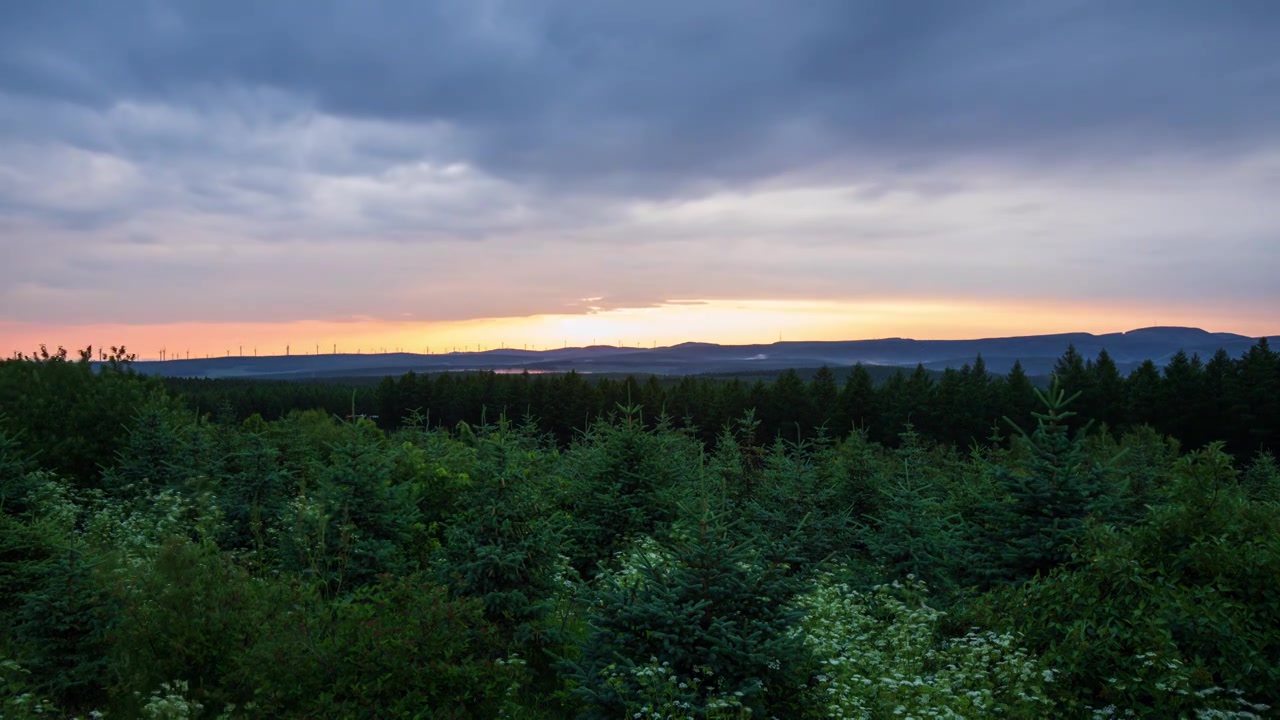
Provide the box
[118,326,1268,380]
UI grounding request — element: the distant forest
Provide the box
[1,339,1278,718]
[159,341,1280,457]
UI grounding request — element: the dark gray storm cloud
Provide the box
[4,1,1278,187]
[0,1,1278,329]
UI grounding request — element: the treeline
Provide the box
[367,340,1280,455]
[6,339,1277,489]
[2,348,1278,718]
[164,377,382,424]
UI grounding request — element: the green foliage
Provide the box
[437,420,573,707]
[558,404,700,573]
[568,511,812,719]
[103,399,190,495]
[0,425,36,512]
[795,572,1052,718]
[214,428,291,553]
[1,657,66,720]
[241,574,524,719]
[1090,425,1181,517]
[979,379,1115,586]
[278,419,420,592]
[735,434,857,574]
[0,353,159,486]
[1241,449,1280,502]
[857,427,969,594]
[9,546,115,713]
[2,340,1278,717]
[107,538,284,716]
[969,445,1280,717]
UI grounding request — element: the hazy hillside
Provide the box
[120,326,1263,380]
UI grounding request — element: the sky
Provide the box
[2,1,1278,359]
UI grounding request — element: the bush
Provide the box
[794,572,1051,719]
[243,574,524,719]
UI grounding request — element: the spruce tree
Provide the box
[1001,359,1038,434]
[1090,348,1125,431]
[982,378,1110,586]
[0,425,36,512]
[1160,350,1206,448]
[808,366,839,433]
[568,509,811,719]
[438,420,569,698]
[1125,360,1163,428]
[858,426,965,593]
[838,364,877,435]
[559,403,698,574]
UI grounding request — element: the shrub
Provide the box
[243,574,524,719]
[794,572,1051,719]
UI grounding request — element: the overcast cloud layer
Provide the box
[1,1,1278,329]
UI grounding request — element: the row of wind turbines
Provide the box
[152,339,665,361]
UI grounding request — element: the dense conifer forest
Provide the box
[2,340,1278,718]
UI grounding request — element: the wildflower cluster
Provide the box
[82,485,223,564]
[600,658,752,720]
[137,680,202,720]
[792,573,1051,719]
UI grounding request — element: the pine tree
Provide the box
[740,435,856,573]
[981,378,1111,586]
[808,366,839,434]
[1090,348,1125,431]
[438,421,569,697]
[1125,360,1163,428]
[769,369,814,440]
[568,509,811,719]
[1001,359,1038,435]
[1241,450,1280,502]
[1161,350,1206,448]
[1233,338,1279,454]
[101,400,187,494]
[858,426,965,593]
[559,403,699,574]
[837,364,877,436]
[1053,344,1093,432]
[0,425,36,512]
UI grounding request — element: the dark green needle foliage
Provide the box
[101,398,188,495]
[858,425,967,593]
[9,547,115,714]
[1,339,1278,718]
[980,378,1115,587]
[568,509,812,719]
[558,402,699,574]
[437,419,572,704]
[0,424,37,513]
[737,434,858,574]
[1241,449,1280,502]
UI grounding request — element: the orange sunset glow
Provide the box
[5,298,1275,361]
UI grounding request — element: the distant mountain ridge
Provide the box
[121,326,1268,380]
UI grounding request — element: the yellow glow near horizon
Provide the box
[3,298,1276,361]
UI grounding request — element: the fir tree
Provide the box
[981,378,1111,586]
[568,509,811,719]
[1125,360,1163,428]
[857,426,966,593]
[838,364,877,435]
